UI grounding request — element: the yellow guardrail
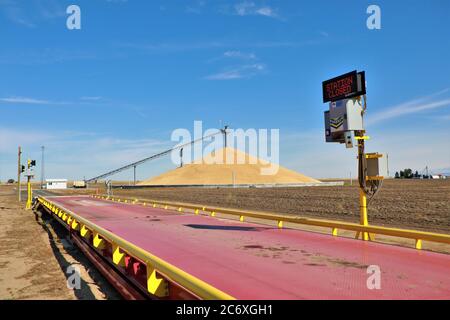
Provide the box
[93,194,450,251]
[36,196,235,300]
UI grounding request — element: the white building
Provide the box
[45,179,68,190]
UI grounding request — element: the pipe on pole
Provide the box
[86,130,223,183]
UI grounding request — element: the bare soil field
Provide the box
[100,179,450,234]
[0,185,120,300]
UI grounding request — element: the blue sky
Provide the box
[0,0,449,181]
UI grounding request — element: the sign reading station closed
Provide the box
[322,71,366,103]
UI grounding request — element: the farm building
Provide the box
[45,179,68,190]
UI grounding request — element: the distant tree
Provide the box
[400,169,414,179]
[414,171,419,178]
[404,168,413,179]
[395,172,400,179]
[7,179,15,184]
[398,169,415,179]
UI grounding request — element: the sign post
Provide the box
[322,71,387,241]
[25,159,36,210]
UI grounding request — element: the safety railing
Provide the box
[36,196,235,300]
[92,194,450,251]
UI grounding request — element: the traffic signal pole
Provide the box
[26,159,33,210]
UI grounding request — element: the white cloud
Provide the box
[0,48,97,65]
[235,1,253,15]
[205,63,266,80]
[255,7,275,17]
[0,0,35,28]
[0,96,50,104]
[0,128,53,153]
[280,128,450,179]
[0,127,173,181]
[223,50,256,60]
[0,96,73,106]
[0,0,65,28]
[1,124,448,181]
[205,70,242,80]
[234,1,279,18]
[115,40,321,57]
[186,0,206,14]
[367,89,450,125]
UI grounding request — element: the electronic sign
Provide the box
[322,71,366,103]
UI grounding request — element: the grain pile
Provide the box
[138,147,320,186]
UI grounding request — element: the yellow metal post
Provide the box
[359,188,369,241]
[25,158,32,210]
[26,177,32,209]
[355,133,374,241]
[415,239,422,250]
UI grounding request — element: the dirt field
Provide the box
[0,185,120,300]
[103,179,450,234]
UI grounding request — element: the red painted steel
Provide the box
[48,196,450,300]
[71,233,147,300]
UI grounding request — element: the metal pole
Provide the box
[26,176,32,209]
[18,146,21,201]
[223,125,228,148]
[26,159,32,210]
[180,148,184,168]
[357,136,369,240]
[386,153,389,177]
[359,188,369,241]
[41,146,45,189]
[133,165,136,186]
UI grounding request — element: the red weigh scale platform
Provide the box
[47,196,450,300]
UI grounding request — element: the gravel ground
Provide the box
[0,186,120,300]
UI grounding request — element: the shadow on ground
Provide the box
[34,207,121,300]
